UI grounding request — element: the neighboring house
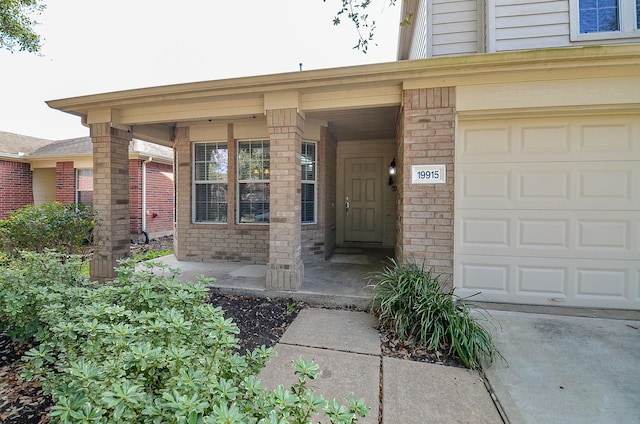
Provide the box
[46,14,639,310]
[0,132,174,241]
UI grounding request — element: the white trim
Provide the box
[569,0,640,42]
[301,140,318,225]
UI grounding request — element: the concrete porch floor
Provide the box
[150,247,395,309]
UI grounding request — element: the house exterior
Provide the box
[0,132,174,241]
[397,0,640,59]
[46,7,639,310]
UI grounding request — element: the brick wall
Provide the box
[398,87,456,281]
[174,125,269,263]
[129,160,143,234]
[56,161,76,203]
[144,161,174,236]
[0,160,34,219]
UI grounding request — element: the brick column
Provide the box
[265,109,304,290]
[55,161,76,204]
[399,87,455,281]
[90,124,132,281]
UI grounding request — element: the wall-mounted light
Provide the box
[388,157,397,190]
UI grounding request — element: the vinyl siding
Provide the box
[494,0,571,51]
[432,0,479,56]
[409,0,429,59]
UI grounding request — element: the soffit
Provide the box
[307,106,399,141]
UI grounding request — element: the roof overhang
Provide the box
[47,45,640,145]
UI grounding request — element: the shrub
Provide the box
[10,255,369,423]
[369,258,504,369]
[0,250,88,342]
[0,202,96,256]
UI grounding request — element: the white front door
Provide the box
[343,157,383,243]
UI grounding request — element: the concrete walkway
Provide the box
[483,311,640,424]
[258,308,503,424]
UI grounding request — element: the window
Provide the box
[237,140,270,224]
[76,168,93,206]
[193,142,228,223]
[580,0,619,32]
[301,141,317,224]
[572,0,640,40]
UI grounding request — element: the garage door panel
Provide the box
[578,220,629,250]
[579,123,633,152]
[578,168,633,201]
[458,210,637,260]
[456,257,638,308]
[459,262,510,293]
[517,266,568,297]
[576,268,628,300]
[458,162,639,210]
[462,218,510,247]
[458,117,640,164]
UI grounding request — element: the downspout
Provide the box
[142,156,153,243]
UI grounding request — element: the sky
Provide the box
[1,0,401,140]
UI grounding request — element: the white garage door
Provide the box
[455,115,640,310]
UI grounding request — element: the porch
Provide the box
[149,247,395,309]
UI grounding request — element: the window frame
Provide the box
[236,139,271,225]
[570,0,640,41]
[76,168,94,206]
[301,140,318,225]
[192,141,229,224]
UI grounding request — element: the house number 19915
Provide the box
[411,164,446,184]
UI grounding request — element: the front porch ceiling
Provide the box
[307,106,399,141]
[125,104,400,146]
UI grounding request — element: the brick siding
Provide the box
[129,160,143,234]
[56,161,76,203]
[89,124,131,281]
[398,87,456,281]
[174,125,269,263]
[265,108,305,290]
[0,160,34,219]
[144,161,174,236]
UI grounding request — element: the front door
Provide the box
[343,157,383,243]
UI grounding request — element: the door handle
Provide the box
[345,196,350,215]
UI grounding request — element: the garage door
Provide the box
[455,115,639,310]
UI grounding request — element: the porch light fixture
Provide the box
[388,157,397,189]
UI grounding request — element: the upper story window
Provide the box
[580,0,620,32]
[76,168,93,206]
[301,141,317,224]
[572,0,640,40]
[193,142,228,223]
[237,140,270,224]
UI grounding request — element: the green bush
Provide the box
[0,250,87,342]
[0,202,96,256]
[369,258,504,369]
[6,254,369,423]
